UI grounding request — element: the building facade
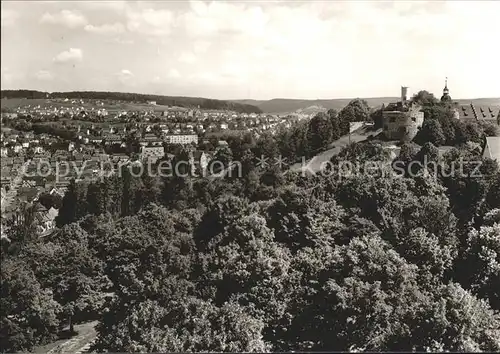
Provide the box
[189,151,208,176]
[165,134,198,145]
[140,133,163,147]
[140,146,165,162]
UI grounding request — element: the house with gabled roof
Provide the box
[35,205,58,236]
[140,146,165,163]
[140,133,163,147]
[483,137,500,162]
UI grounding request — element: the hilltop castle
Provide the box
[382,86,424,141]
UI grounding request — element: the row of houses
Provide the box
[1,130,60,156]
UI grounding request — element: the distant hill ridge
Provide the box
[0,90,262,114]
[232,97,500,114]
[295,105,328,115]
[3,90,498,115]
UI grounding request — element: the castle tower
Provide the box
[441,77,452,103]
[401,86,409,102]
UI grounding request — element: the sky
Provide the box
[1,0,499,100]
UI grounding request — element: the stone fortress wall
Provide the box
[382,86,424,141]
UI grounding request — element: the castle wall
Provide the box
[383,107,423,141]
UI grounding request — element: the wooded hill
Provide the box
[1,90,262,114]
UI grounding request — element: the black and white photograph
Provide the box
[1,0,499,352]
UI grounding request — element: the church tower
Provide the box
[440,77,452,103]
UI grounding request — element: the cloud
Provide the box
[1,9,18,27]
[4,0,498,99]
[53,48,83,63]
[84,23,126,35]
[126,8,175,36]
[35,70,54,81]
[77,1,127,13]
[193,41,211,54]
[172,1,498,98]
[40,10,87,28]
[120,69,133,76]
[189,71,219,84]
[168,68,181,79]
[1,67,14,84]
[1,67,26,87]
[112,38,134,45]
[116,69,135,86]
[178,52,197,64]
[180,1,269,38]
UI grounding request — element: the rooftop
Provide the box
[458,104,499,121]
[484,137,500,161]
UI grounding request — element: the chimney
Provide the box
[401,86,408,102]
